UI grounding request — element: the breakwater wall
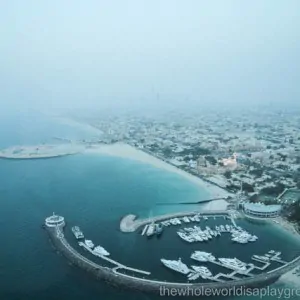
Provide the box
[45,222,300,295]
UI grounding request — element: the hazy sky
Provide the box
[1,1,299,113]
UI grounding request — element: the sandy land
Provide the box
[268,218,300,287]
[268,217,300,239]
[279,268,300,287]
[0,144,85,159]
[85,143,231,204]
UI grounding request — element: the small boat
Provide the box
[84,239,94,248]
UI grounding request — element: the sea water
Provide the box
[0,113,299,300]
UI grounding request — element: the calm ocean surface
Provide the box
[0,113,299,300]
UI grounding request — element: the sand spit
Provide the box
[0,144,84,159]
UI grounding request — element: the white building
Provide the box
[243,202,281,218]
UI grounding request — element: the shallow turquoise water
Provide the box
[0,113,299,300]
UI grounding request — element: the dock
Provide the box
[78,242,150,276]
[230,215,238,228]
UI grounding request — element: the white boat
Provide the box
[161,258,190,274]
[146,222,156,236]
[71,226,84,239]
[253,255,269,262]
[183,216,190,223]
[204,230,212,239]
[177,231,194,243]
[85,239,94,248]
[194,216,200,222]
[187,272,200,281]
[232,237,248,244]
[93,245,110,256]
[170,219,177,225]
[184,227,192,232]
[201,233,209,241]
[203,216,208,220]
[191,266,212,278]
[219,258,247,272]
[192,233,203,242]
[249,235,258,242]
[191,251,216,262]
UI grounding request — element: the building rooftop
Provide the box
[244,202,282,213]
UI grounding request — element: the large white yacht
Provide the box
[161,258,190,274]
[219,258,247,272]
[93,245,110,256]
[191,266,213,278]
[191,251,216,262]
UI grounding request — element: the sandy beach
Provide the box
[279,268,300,288]
[266,217,300,287]
[85,143,231,206]
[268,217,300,240]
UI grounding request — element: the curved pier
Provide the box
[45,214,300,294]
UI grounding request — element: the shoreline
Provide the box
[242,215,300,288]
[85,143,231,201]
[0,141,230,208]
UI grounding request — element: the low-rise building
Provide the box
[242,202,282,218]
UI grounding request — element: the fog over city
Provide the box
[1,0,299,115]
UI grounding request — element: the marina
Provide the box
[139,211,258,246]
[45,213,300,293]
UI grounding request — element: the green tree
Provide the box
[242,182,255,193]
[224,170,232,179]
[205,155,217,165]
